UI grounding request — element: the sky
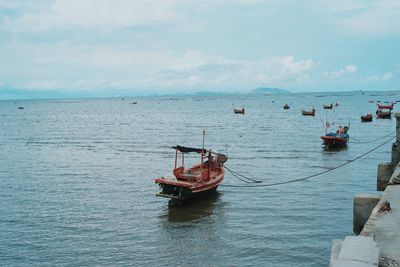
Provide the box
[0,0,399,98]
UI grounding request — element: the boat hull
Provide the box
[156,183,220,200]
[233,108,245,114]
[361,115,373,122]
[155,160,224,201]
[376,112,391,119]
[321,136,348,148]
[301,110,315,116]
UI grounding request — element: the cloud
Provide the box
[0,41,315,91]
[324,64,357,79]
[2,0,180,32]
[163,51,314,87]
[365,72,394,83]
[345,64,357,73]
[317,0,400,36]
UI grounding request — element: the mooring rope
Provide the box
[221,135,395,188]
[350,132,395,144]
[224,165,262,183]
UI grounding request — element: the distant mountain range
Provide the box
[250,87,290,94]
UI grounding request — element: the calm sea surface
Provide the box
[0,92,397,266]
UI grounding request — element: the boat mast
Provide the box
[201,130,205,167]
[202,129,205,151]
[325,110,328,135]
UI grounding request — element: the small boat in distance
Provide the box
[283,104,290,109]
[130,101,138,104]
[321,125,349,148]
[334,102,339,107]
[154,133,227,204]
[232,104,245,114]
[368,100,374,103]
[18,106,24,110]
[361,113,373,122]
[301,108,315,116]
[323,103,333,109]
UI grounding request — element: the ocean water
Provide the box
[0,92,397,266]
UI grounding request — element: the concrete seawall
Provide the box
[329,113,400,267]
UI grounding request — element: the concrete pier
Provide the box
[353,194,381,235]
[330,113,400,267]
[377,163,393,191]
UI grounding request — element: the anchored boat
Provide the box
[232,104,245,114]
[361,113,373,122]
[233,108,245,114]
[301,108,315,116]
[376,102,394,119]
[323,103,333,109]
[283,103,290,109]
[321,125,349,148]
[155,144,227,202]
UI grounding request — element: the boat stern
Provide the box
[154,177,193,200]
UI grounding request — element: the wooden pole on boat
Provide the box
[325,110,328,135]
[174,146,178,169]
[201,130,205,167]
[202,130,205,152]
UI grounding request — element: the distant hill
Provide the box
[194,91,223,96]
[251,87,290,94]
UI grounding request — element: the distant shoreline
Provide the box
[1,89,400,101]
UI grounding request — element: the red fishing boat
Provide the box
[361,113,373,122]
[154,145,227,202]
[301,108,315,116]
[321,125,349,148]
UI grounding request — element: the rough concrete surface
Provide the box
[362,185,400,264]
[353,194,381,234]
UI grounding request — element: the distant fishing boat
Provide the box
[323,103,333,109]
[154,133,227,203]
[283,104,290,109]
[232,104,245,114]
[18,106,24,110]
[301,108,315,116]
[361,113,373,122]
[334,102,339,107]
[130,101,138,105]
[321,125,349,148]
[368,100,374,103]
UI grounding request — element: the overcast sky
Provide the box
[0,0,399,97]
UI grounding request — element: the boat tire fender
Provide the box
[217,153,228,164]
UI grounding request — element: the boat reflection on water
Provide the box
[160,192,222,223]
[323,145,348,152]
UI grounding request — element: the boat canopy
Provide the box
[172,145,205,153]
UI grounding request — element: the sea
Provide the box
[0,91,397,266]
